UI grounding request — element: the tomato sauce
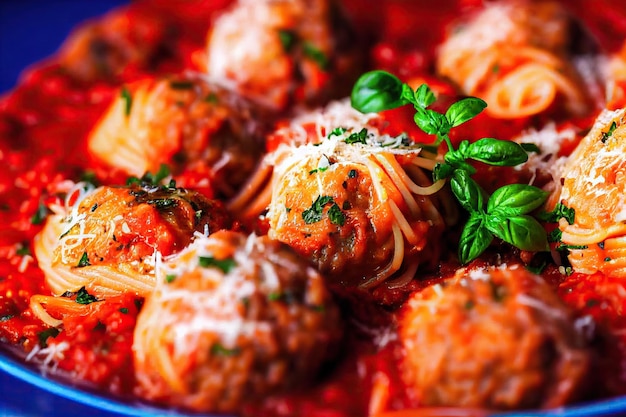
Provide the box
[2,1,626,416]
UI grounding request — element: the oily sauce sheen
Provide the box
[2,0,626,416]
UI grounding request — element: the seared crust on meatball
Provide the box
[133,230,343,413]
[400,265,591,409]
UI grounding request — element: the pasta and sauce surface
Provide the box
[2,0,626,416]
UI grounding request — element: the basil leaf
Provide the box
[458,214,493,264]
[487,184,548,216]
[351,70,406,113]
[432,162,454,181]
[486,214,549,252]
[413,84,436,109]
[414,108,451,136]
[450,170,485,212]
[445,97,487,127]
[466,138,529,166]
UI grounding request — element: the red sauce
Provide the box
[2,1,626,416]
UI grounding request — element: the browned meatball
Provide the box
[88,74,265,197]
[58,7,176,82]
[34,182,232,298]
[133,230,343,413]
[399,265,591,410]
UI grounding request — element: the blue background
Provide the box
[0,0,127,94]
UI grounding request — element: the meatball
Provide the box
[261,101,452,289]
[87,74,264,196]
[34,182,232,297]
[205,0,362,110]
[399,265,591,409]
[58,7,176,82]
[436,1,590,119]
[557,107,626,277]
[133,230,343,413]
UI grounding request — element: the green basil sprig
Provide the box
[351,70,549,264]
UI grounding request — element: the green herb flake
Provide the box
[121,87,133,116]
[344,128,368,145]
[328,127,347,138]
[90,203,99,213]
[605,257,612,262]
[77,252,91,268]
[76,286,98,304]
[199,256,237,273]
[80,170,100,187]
[278,29,297,52]
[31,202,49,225]
[16,245,31,256]
[148,198,177,210]
[210,343,241,356]
[165,274,177,283]
[348,169,358,179]
[601,121,617,143]
[303,42,329,70]
[464,300,475,310]
[267,292,282,302]
[38,328,60,348]
[169,80,195,90]
[119,307,129,314]
[548,228,562,243]
[328,203,346,226]
[204,92,219,103]
[302,195,334,224]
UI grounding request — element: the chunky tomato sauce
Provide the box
[2,1,626,416]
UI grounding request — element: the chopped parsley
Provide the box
[31,202,49,225]
[120,87,133,116]
[199,256,237,273]
[210,343,241,356]
[303,42,329,70]
[327,202,346,226]
[302,195,345,226]
[16,245,31,256]
[548,228,562,243]
[605,257,612,262]
[76,286,98,304]
[119,307,129,314]
[309,166,329,175]
[328,127,347,138]
[344,128,368,145]
[204,92,219,103]
[539,202,575,225]
[77,252,91,268]
[80,170,100,187]
[601,121,617,143]
[278,29,297,52]
[165,274,177,283]
[147,198,177,210]
[38,328,60,348]
[348,169,358,179]
[90,203,99,212]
